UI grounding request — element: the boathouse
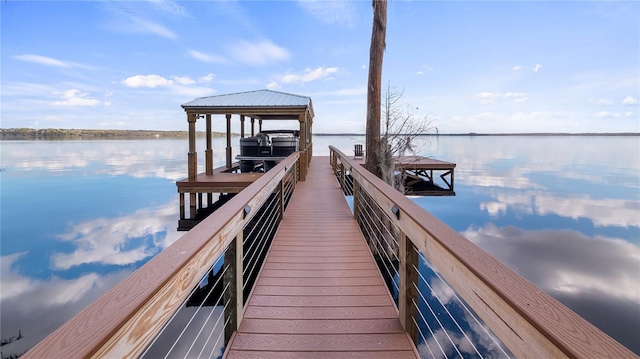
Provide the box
[176,89,314,230]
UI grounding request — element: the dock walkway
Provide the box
[225,157,418,358]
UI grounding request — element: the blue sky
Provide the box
[1,0,638,134]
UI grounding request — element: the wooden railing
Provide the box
[329,146,636,359]
[23,153,300,359]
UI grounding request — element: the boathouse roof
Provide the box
[181,89,314,119]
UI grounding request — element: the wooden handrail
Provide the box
[329,146,636,359]
[23,153,300,359]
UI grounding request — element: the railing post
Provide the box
[399,231,418,344]
[353,179,360,221]
[279,179,285,219]
[340,162,345,191]
[224,231,244,344]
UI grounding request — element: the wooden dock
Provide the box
[224,157,418,358]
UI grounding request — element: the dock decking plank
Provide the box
[224,157,417,358]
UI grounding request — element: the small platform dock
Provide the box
[225,158,418,358]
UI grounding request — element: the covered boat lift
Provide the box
[177,89,314,230]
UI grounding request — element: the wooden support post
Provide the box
[451,168,455,191]
[205,114,213,175]
[224,232,244,344]
[207,193,213,207]
[187,113,197,181]
[189,193,196,219]
[250,117,255,137]
[179,193,185,220]
[259,119,262,132]
[198,193,203,211]
[299,115,307,181]
[226,114,232,169]
[240,115,245,138]
[399,232,418,344]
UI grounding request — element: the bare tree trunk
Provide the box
[365,0,387,178]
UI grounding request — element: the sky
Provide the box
[1,0,639,134]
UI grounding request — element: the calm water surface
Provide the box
[1,136,638,356]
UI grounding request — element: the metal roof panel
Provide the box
[182,89,311,108]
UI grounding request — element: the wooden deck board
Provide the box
[225,350,418,359]
[225,157,417,358]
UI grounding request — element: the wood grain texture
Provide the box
[225,157,416,358]
[330,146,638,359]
[224,350,417,359]
[230,333,412,352]
[243,306,399,320]
[239,318,404,334]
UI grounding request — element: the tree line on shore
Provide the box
[0,128,226,139]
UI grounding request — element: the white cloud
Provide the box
[173,76,196,85]
[228,39,290,66]
[281,66,338,84]
[297,0,355,27]
[596,98,614,106]
[624,112,634,118]
[130,17,177,39]
[199,73,215,83]
[123,74,174,88]
[595,111,622,119]
[416,71,424,75]
[474,92,501,105]
[534,64,542,72]
[13,54,91,69]
[188,50,227,64]
[266,81,279,90]
[622,96,638,105]
[52,89,101,107]
[122,74,205,88]
[475,92,528,105]
[14,54,70,68]
[149,0,190,18]
[504,92,527,102]
[512,65,522,71]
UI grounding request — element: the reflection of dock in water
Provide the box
[23,90,637,359]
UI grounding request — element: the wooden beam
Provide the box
[251,117,255,137]
[240,115,245,138]
[188,113,197,181]
[206,114,213,175]
[226,114,232,169]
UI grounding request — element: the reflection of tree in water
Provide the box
[1,330,25,359]
[186,266,224,308]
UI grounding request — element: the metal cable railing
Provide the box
[329,149,514,359]
[137,158,298,359]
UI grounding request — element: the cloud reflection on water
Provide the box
[480,190,640,228]
[1,252,133,354]
[52,201,183,269]
[462,223,640,353]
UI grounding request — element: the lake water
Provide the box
[1,135,638,356]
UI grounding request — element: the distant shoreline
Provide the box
[0,128,226,140]
[1,128,638,140]
[314,132,640,136]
